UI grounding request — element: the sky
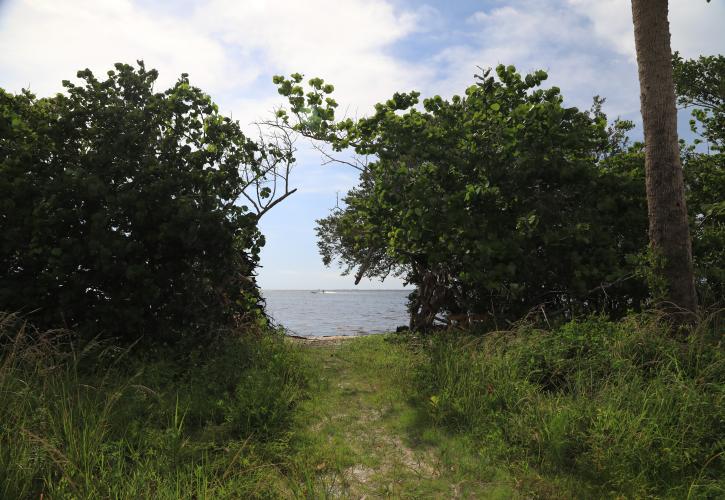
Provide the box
[1,0,723,289]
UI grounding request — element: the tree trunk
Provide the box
[631,0,697,314]
[408,265,452,331]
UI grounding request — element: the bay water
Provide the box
[262,289,410,337]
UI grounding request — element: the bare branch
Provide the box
[236,112,300,220]
[309,141,367,172]
[256,188,298,219]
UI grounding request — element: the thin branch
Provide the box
[310,141,366,172]
[241,190,261,214]
[256,188,297,219]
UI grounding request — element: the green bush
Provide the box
[417,314,725,497]
[0,313,308,498]
[275,66,651,326]
[685,152,725,304]
[0,63,282,342]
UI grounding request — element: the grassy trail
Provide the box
[285,335,517,499]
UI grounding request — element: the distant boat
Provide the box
[311,290,336,294]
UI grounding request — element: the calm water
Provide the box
[262,290,410,337]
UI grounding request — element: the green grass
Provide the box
[416,312,725,498]
[0,312,309,499]
[280,336,522,498]
[3,311,723,498]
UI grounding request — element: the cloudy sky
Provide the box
[1,0,723,289]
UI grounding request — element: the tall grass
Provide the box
[0,312,308,498]
[417,312,725,498]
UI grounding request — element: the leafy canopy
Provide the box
[673,52,725,151]
[674,52,725,302]
[274,65,650,327]
[0,62,292,342]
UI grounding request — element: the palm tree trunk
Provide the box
[631,0,697,314]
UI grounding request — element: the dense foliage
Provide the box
[0,63,291,342]
[275,66,650,327]
[685,152,725,303]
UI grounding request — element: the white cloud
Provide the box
[0,0,245,96]
[2,0,720,160]
[567,0,635,58]
[0,0,433,124]
[429,0,724,123]
[193,0,434,120]
[430,1,638,117]
[568,0,725,59]
[2,0,722,289]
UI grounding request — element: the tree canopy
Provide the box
[674,53,725,303]
[271,59,724,328]
[274,65,652,328]
[673,52,725,152]
[0,62,294,342]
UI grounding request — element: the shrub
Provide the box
[274,66,651,327]
[0,62,286,342]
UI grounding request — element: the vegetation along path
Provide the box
[287,335,519,499]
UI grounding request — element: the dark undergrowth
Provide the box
[0,312,310,499]
[416,311,725,498]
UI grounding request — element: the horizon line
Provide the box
[261,288,409,291]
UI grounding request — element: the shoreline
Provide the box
[286,333,378,343]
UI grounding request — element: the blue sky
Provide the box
[1,0,723,289]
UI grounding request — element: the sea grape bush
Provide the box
[0,62,283,342]
[274,65,651,327]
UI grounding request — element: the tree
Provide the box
[673,52,725,304]
[0,62,295,342]
[630,0,697,314]
[672,52,725,152]
[274,67,650,329]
